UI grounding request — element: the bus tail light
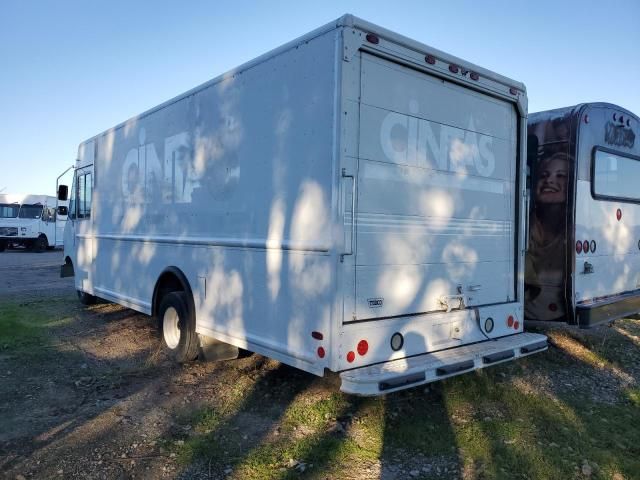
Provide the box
[583,240,589,253]
[590,240,596,253]
[576,240,583,254]
[617,209,622,221]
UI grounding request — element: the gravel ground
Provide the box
[0,252,638,480]
[0,248,73,297]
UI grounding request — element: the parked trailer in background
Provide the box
[0,194,66,252]
[526,103,640,327]
[59,14,547,395]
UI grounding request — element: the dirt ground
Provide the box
[0,249,638,480]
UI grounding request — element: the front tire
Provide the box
[34,235,48,253]
[158,291,199,363]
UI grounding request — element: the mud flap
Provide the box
[339,332,547,396]
[198,334,240,362]
[60,263,74,278]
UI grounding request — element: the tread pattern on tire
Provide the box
[158,291,199,363]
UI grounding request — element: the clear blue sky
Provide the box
[1,0,639,195]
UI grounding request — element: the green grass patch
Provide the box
[0,299,74,352]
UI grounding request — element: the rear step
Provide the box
[340,332,547,396]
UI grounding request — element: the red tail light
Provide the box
[507,315,514,327]
[514,321,520,330]
[449,64,459,74]
[425,54,436,65]
[346,351,355,363]
[617,209,622,221]
[583,240,589,253]
[470,72,480,81]
[576,240,583,254]
[317,346,325,358]
[509,87,518,95]
[357,340,368,356]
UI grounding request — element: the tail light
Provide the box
[590,240,596,253]
[507,315,514,327]
[425,54,436,65]
[357,340,369,356]
[617,209,622,221]
[470,72,480,81]
[576,240,583,254]
[449,64,459,74]
[583,240,589,253]
[346,351,355,363]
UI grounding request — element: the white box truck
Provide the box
[0,194,66,252]
[58,14,547,395]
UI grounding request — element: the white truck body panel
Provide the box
[63,15,546,394]
[0,194,66,248]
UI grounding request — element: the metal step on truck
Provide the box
[58,14,547,395]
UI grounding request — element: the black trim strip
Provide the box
[436,360,475,376]
[482,349,515,364]
[379,372,426,391]
[520,341,547,354]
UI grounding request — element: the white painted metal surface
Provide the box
[62,14,545,394]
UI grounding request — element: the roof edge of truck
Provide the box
[77,13,526,151]
[530,102,640,122]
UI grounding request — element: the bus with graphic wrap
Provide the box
[58,14,547,395]
[526,103,640,327]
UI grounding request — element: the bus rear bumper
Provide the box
[339,332,548,396]
[576,290,640,328]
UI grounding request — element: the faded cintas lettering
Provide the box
[604,122,635,148]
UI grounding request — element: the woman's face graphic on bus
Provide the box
[536,155,568,204]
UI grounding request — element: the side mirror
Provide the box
[57,206,68,216]
[58,185,69,201]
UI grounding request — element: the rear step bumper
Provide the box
[339,332,548,396]
[576,290,640,328]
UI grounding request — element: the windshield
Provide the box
[0,203,20,218]
[18,204,44,219]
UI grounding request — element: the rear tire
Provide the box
[158,291,199,363]
[77,290,96,305]
[34,235,48,253]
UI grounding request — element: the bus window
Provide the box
[593,150,640,202]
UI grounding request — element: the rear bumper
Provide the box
[576,290,640,328]
[339,332,547,396]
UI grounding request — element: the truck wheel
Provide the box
[158,291,199,363]
[77,290,96,305]
[0,241,5,252]
[34,235,48,253]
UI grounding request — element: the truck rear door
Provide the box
[354,53,517,320]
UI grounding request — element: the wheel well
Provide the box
[152,267,195,318]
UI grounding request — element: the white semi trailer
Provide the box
[58,15,547,395]
[0,194,65,252]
